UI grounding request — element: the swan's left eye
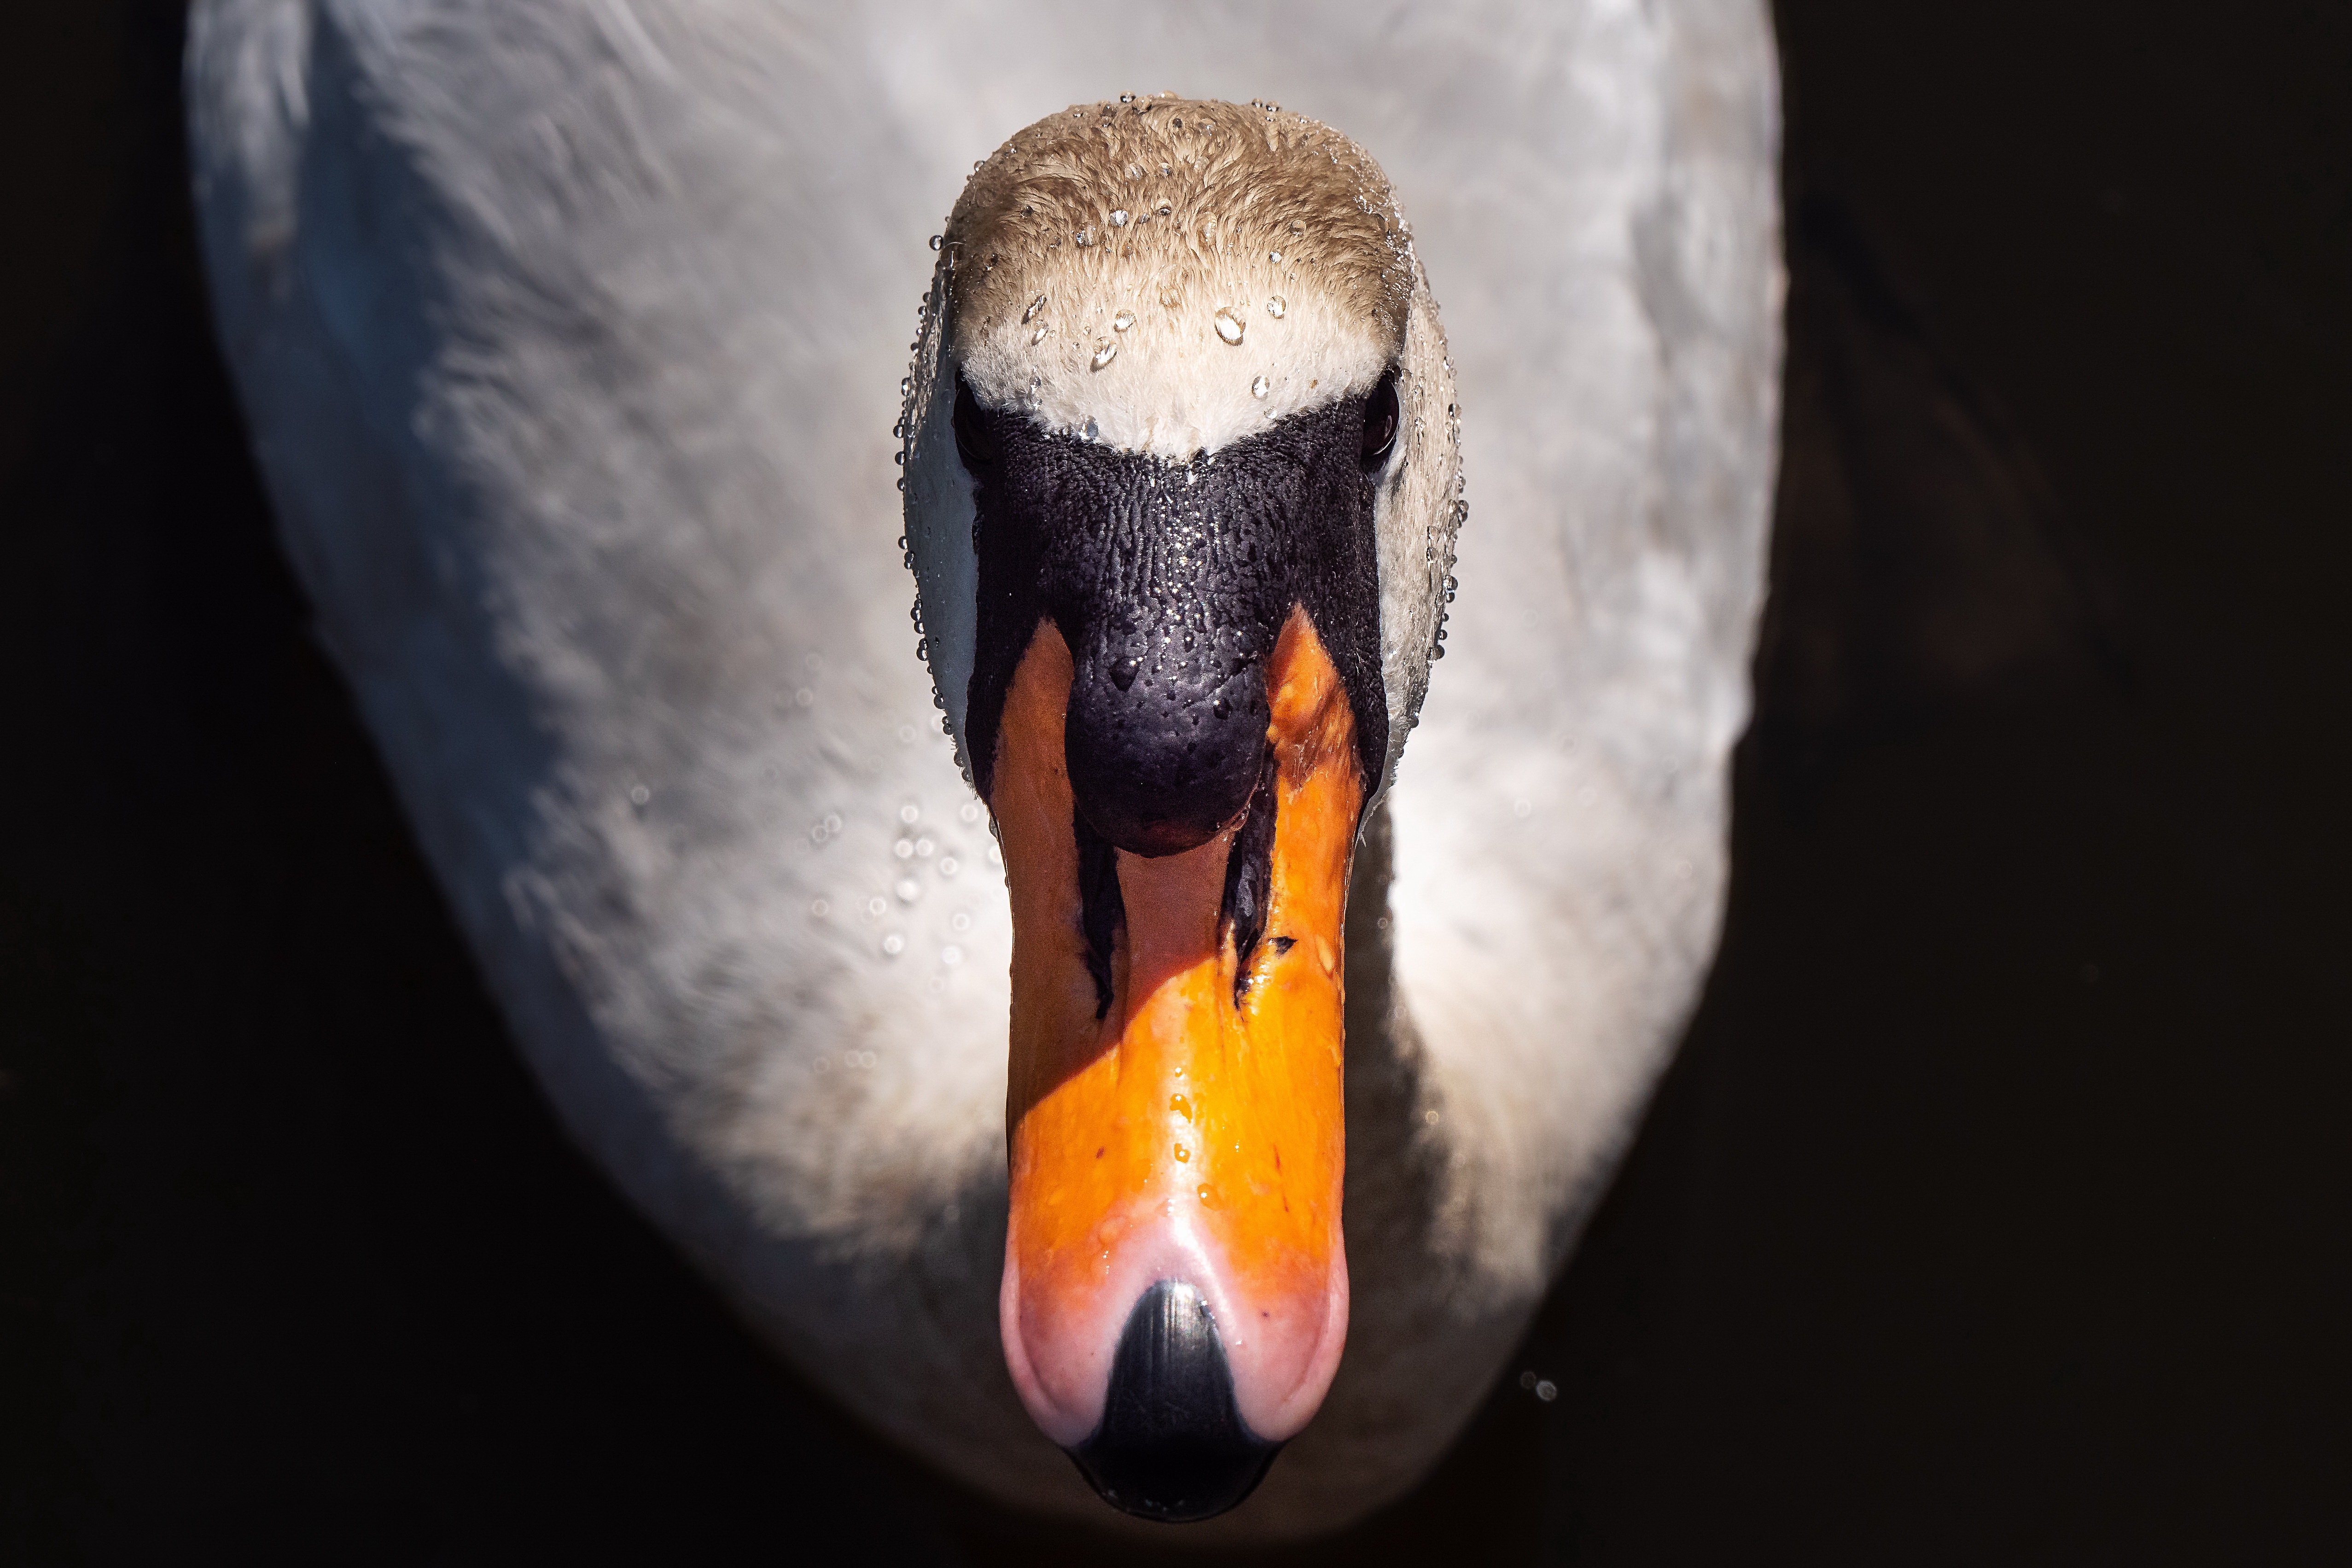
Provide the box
[953,373,995,476]
[1361,370,1399,472]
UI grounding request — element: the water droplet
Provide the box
[894,838,915,860]
[1536,1380,1558,1403]
[893,450,906,466]
[1169,1094,1192,1122]
[1109,209,1129,227]
[1074,227,1094,247]
[1252,374,1270,399]
[1082,417,1100,442]
[1172,1142,1189,1163]
[1266,295,1285,318]
[959,801,982,823]
[928,234,943,251]
[941,945,963,966]
[1424,1108,1441,1125]
[882,933,906,956]
[1109,656,1139,691]
[939,857,960,877]
[915,837,935,857]
[1214,308,1245,345]
[629,784,650,805]
[1212,696,1229,719]
[866,897,887,918]
[1269,250,1282,264]
[1091,339,1118,369]
[810,899,830,917]
[1030,325,1048,345]
[950,912,972,934]
[899,377,913,396]
[1112,309,1135,332]
[1023,294,1046,323]
[1196,1183,1217,1207]
[896,878,921,903]
[899,804,920,825]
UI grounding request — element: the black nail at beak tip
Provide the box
[1065,1279,1283,1524]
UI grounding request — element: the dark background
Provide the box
[3,3,2346,1562]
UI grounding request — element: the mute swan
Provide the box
[186,0,1779,1536]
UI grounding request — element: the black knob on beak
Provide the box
[1064,625,1266,857]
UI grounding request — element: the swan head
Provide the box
[897,97,1461,1522]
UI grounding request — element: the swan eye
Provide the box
[1360,371,1400,472]
[953,372,995,476]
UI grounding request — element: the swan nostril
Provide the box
[1066,1280,1281,1524]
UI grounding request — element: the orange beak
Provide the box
[990,607,1362,1466]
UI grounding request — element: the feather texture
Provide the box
[185,0,1780,1537]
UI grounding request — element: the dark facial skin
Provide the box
[956,373,1398,860]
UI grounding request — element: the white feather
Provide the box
[186,0,1780,1537]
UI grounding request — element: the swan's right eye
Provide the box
[953,373,995,476]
